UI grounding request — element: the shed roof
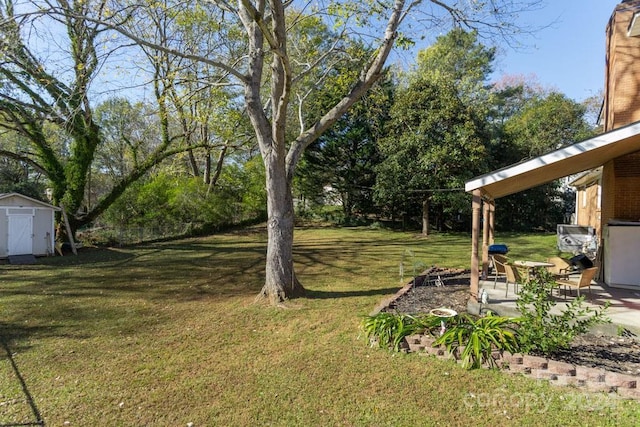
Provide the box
[465,121,640,199]
[0,193,61,210]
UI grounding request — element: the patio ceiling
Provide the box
[465,121,640,199]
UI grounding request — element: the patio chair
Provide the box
[546,257,573,279]
[490,254,509,289]
[555,267,598,299]
[504,263,524,297]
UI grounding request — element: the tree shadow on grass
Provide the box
[0,333,46,426]
[305,287,400,299]
[23,247,136,267]
[0,323,61,351]
[0,243,266,304]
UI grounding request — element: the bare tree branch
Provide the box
[285,0,418,179]
[0,149,47,174]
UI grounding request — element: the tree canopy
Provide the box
[375,29,493,234]
[493,87,595,230]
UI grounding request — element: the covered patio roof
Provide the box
[465,121,640,200]
[464,120,640,302]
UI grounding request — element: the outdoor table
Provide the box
[513,260,555,278]
[514,260,555,269]
[513,261,558,298]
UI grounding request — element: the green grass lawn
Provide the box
[0,227,638,425]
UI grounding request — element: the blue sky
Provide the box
[493,0,621,101]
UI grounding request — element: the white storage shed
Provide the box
[0,193,60,258]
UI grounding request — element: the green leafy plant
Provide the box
[434,313,520,369]
[361,312,440,351]
[515,270,611,355]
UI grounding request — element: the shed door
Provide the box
[8,214,34,255]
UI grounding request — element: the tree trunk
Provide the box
[258,162,305,303]
[207,144,228,194]
[246,0,405,304]
[342,191,352,220]
[422,197,430,236]
[204,148,211,185]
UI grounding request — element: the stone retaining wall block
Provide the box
[547,360,577,376]
[605,372,638,389]
[523,355,549,369]
[575,366,607,382]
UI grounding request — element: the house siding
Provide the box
[601,160,617,228]
[601,1,640,228]
[0,209,7,256]
[614,152,640,221]
[604,1,640,130]
[575,182,601,235]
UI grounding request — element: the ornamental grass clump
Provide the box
[434,313,520,369]
[361,312,441,351]
[361,311,520,370]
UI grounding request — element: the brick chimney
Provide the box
[603,0,640,130]
[600,1,640,225]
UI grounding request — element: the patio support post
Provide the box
[482,199,490,279]
[470,189,481,301]
[488,199,495,245]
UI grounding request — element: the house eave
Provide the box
[465,121,640,199]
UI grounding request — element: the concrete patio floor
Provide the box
[474,275,640,336]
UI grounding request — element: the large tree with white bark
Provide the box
[2,0,545,304]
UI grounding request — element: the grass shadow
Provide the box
[305,287,401,300]
[0,339,45,426]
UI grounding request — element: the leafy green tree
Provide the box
[237,155,267,221]
[0,159,46,199]
[491,89,595,230]
[296,69,394,221]
[415,29,495,104]
[130,2,252,187]
[0,132,47,199]
[504,92,593,158]
[93,99,157,179]
[375,30,493,235]
[100,156,266,235]
[376,76,488,234]
[0,1,218,233]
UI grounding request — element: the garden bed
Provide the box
[378,267,640,378]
